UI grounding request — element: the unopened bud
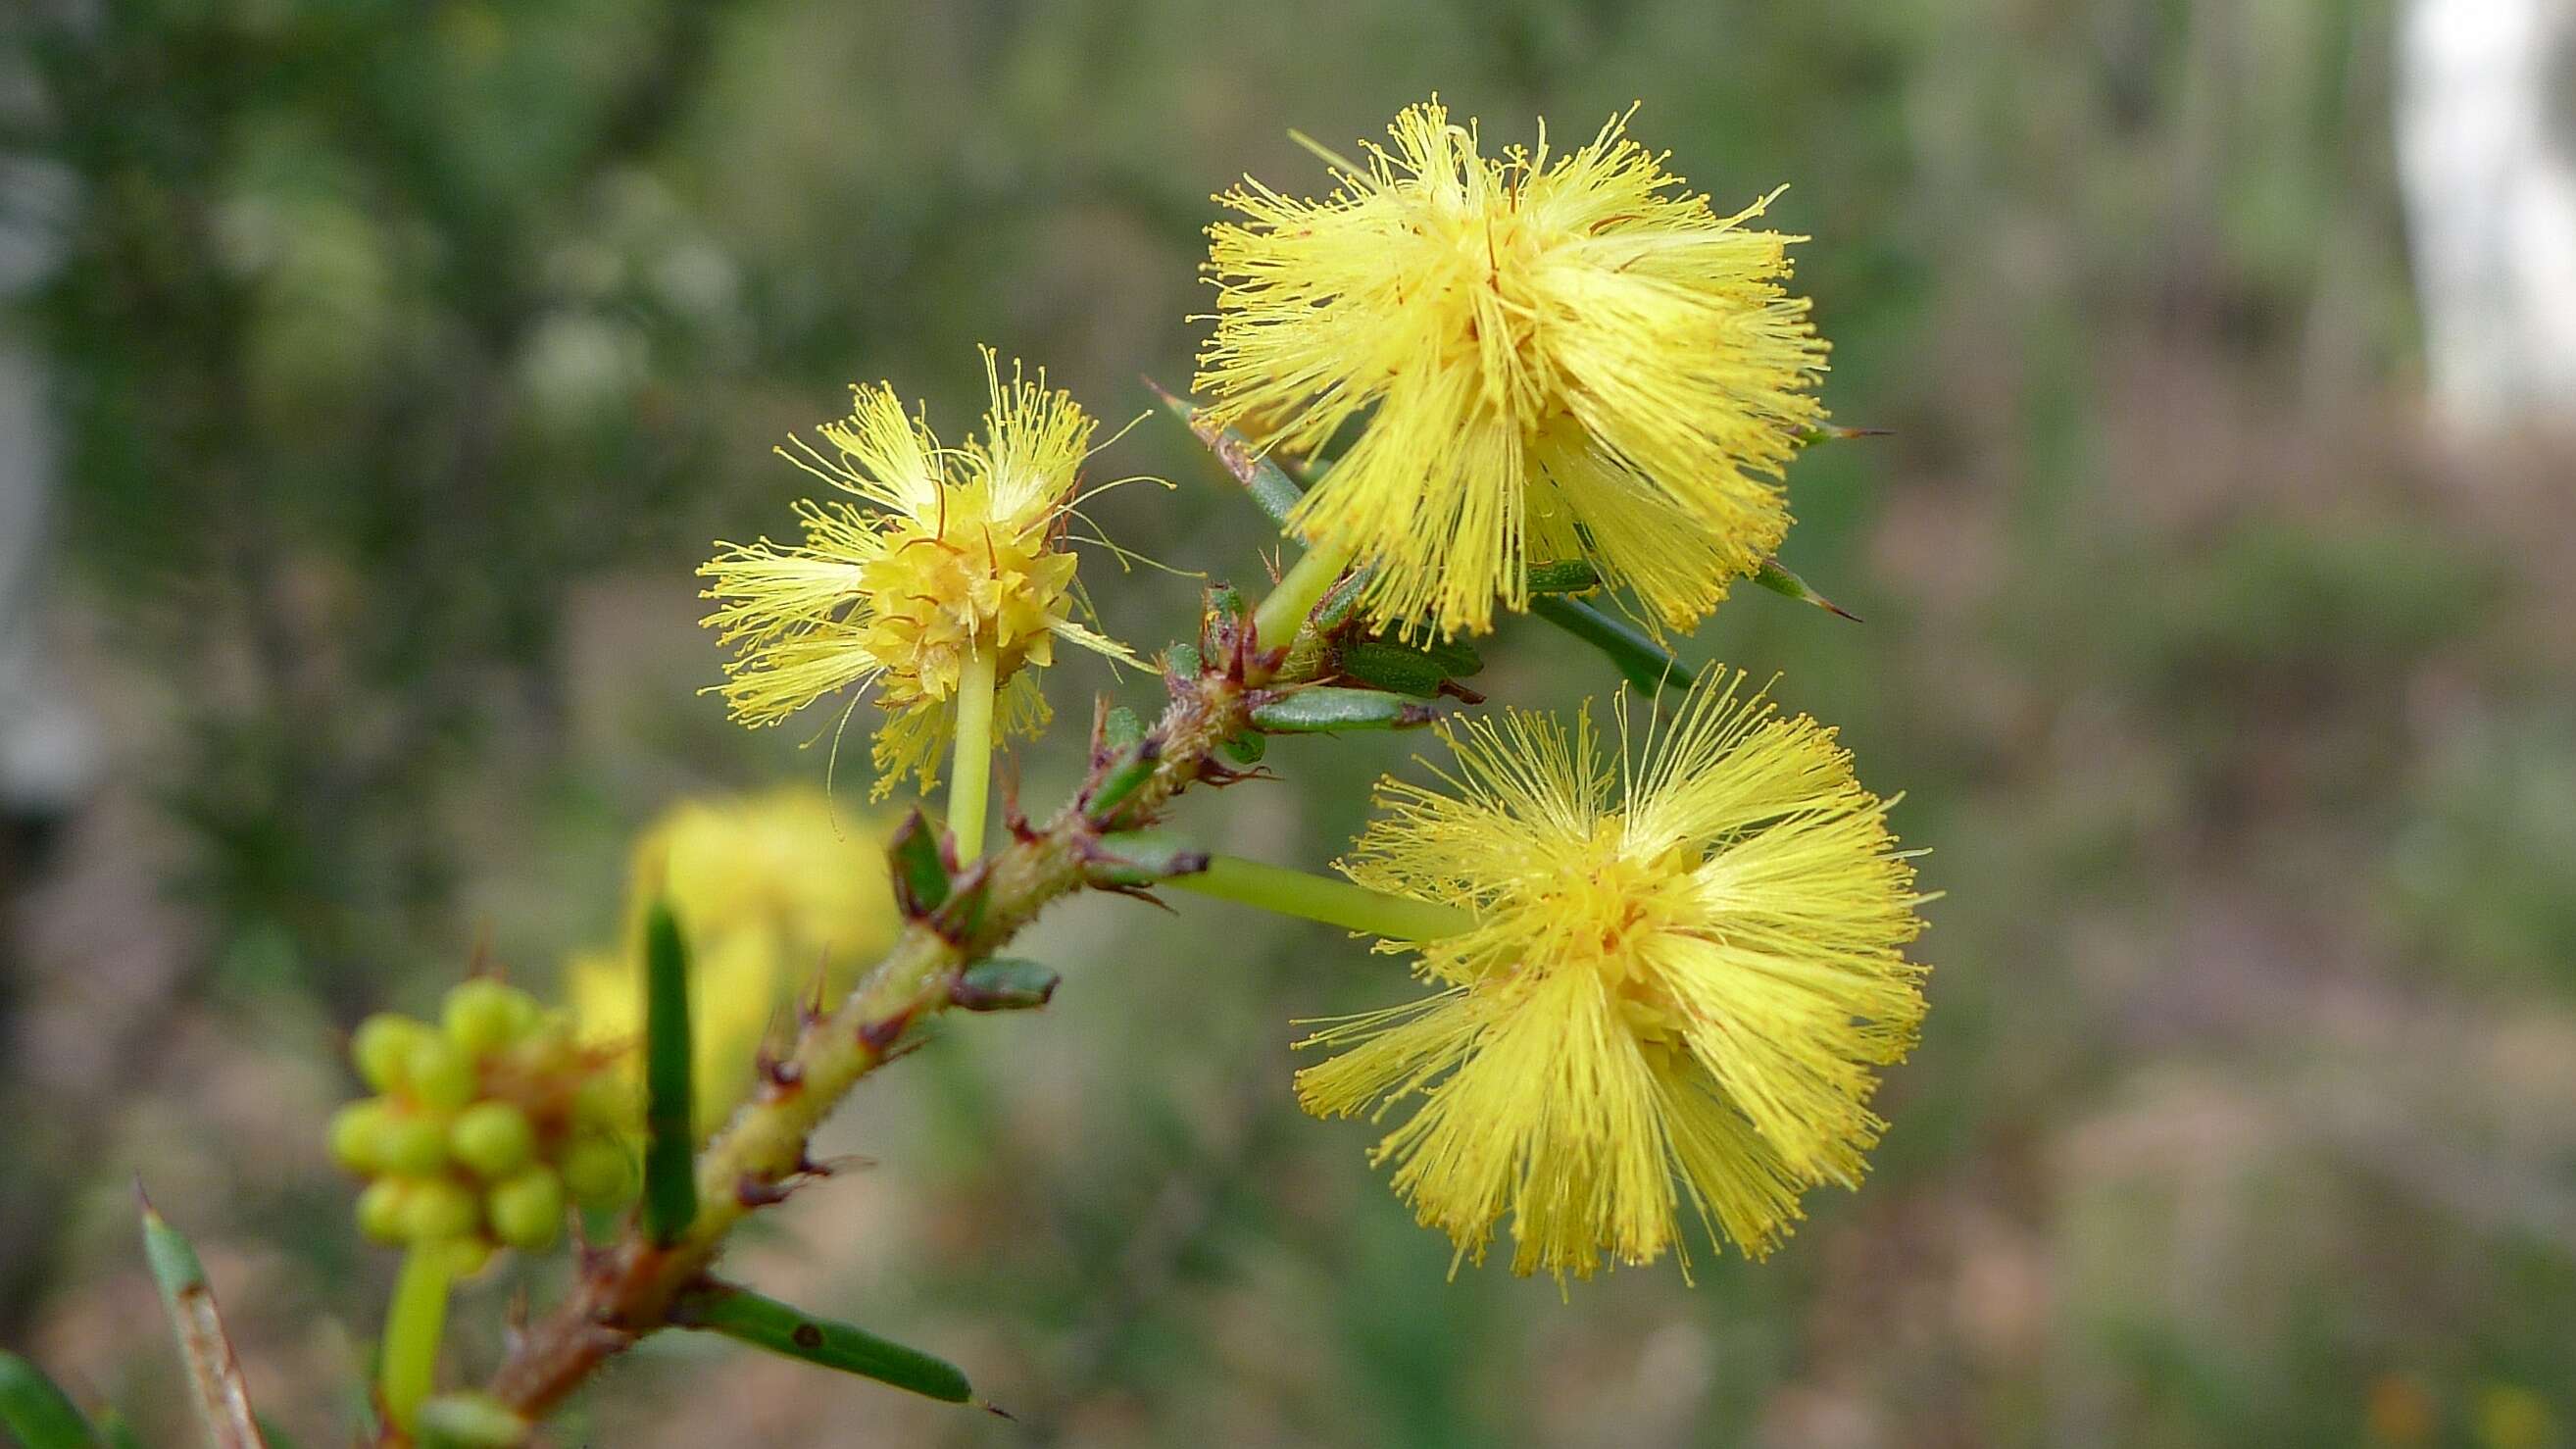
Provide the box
[403,1178,481,1243]
[355,1178,411,1243]
[561,1136,637,1210]
[376,1112,452,1177]
[353,1013,428,1094]
[487,1168,567,1252]
[406,1037,479,1112]
[327,1098,397,1173]
[449,1102,536,1180]
[444,978,541,1059]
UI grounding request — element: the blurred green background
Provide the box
[6,0,2574,1444]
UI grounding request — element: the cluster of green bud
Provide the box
[328,977,639,1266]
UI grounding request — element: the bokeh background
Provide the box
[6,1,2575,1444]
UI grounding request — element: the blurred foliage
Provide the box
[6,0,2575,1445]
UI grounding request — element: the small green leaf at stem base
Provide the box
[1525,559,1601,594]
[1086,829,1213,887]
[1527,595,1695,695]
[671,1283,975,1406]
[885,810,953,918]
[1250,686,1435,733]
[950,958,1061,1012]
[642,901,698,1244]
[0,1351,102,1449]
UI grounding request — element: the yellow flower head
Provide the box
[567,789,902,1137]
[700,349,1137,796]
[1296,673,1927,1279]
[1198,98,1827,638]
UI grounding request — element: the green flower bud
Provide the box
[486,1168,566,1252]
[571,1074,634,1134]
[355,1178,411,1243]
[561,1135,636,1210]
[444,978,541,1059]
[448,1102,536,1180]
[403,1178,481,1243]
[407,1037,479,1113]
[377,1112,452,1177]
[327,1098,397,1173]
[440,1234,496,1279]
[353,1013,428,1094]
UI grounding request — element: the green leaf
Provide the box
[137,1190,270,1448]
[884,810,952,918]
[641,901,698,1245]
[93,1415,143,1449]
[1102,705,1144,751]
[1082,737,1161,824]
[671,1284,975,1406]
[1751,557,1862,622]
[950,958,1061,1012]
[1526,559,1601,594]
[1794,422,1893,448]
[1086,829,1213,886]
[0,1351,101,1449]
[1220,729,1266,765]
[1527,595,1694,695]
[1148,381,1303,525]
[1250,686,1437,733]
[1335,640,1447,698]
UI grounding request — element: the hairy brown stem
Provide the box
[464,660,1260,1430]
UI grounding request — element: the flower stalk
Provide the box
[1252,539,1354,653]
[947,646,999,858]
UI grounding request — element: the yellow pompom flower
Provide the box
[1295,673,1927,1279]
[700,349,1137,803]
[1199,98,1827,639]
[567,789,902,1137]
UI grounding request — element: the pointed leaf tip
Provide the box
[134,1191,268,1448]
[1153,385,1305,525]
[1752,558,1863,623]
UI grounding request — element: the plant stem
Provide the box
[948,647,998,859]
[380,1246,453,1433]
[1252,540,1353,652]
[469,664,1260,1429]
[1165,854,1476,941]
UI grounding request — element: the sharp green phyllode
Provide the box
[139,1190,270,1448]
[671,1283,975,1406]
[1151,380,1303,526]
[885,810,953,918]
[1752,557,1862,622]
[1250,686,1436,733]
[951,958,1061,1012]
[1527,594,1696,695]
[641,899,698,1244]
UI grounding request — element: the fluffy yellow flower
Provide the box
[1199,98,1827,638]
[567,789,901,1137]
[700,349,1136,796]
[1296,673,1927,1278]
